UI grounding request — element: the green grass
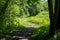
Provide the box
[15,12,50,28]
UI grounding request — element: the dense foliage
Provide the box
[0,0,60,40]
[0,0,48,33]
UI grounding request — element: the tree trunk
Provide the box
[48,0,60,37]
[56,0,60,30]
[48,0,56,37]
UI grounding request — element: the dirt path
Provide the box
[25,22,40,28]
[9,27,35,40]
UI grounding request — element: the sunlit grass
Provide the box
[13,12,50,28]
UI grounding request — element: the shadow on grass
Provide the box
[0,26,36,40]
[0,25,53,40]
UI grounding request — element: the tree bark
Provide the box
[56,0,60,30]
[48,0,56,37]
[48,0,60,37]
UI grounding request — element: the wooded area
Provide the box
[0,0,60,40]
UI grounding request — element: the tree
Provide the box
[0,0,10,32]
[48,0,60,38]
[56,0,60,30]
[48,0,55,37]
[27,0,40,16]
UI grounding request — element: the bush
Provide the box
[31,25,50,40]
